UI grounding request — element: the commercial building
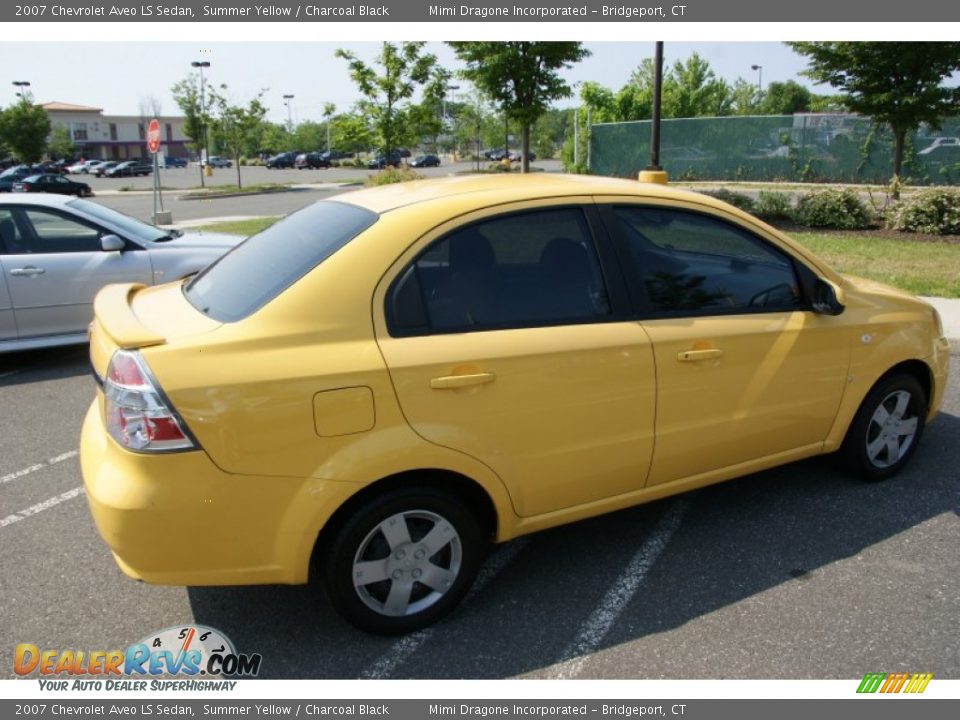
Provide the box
[41,102,191,160]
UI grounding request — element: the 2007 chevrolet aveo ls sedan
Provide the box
[81,175,950,634]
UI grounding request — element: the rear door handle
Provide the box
[430,372,496,390]
[10,267,45,276]
[678,348,723,362]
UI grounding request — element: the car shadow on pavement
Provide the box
[187,410,960,679]
[0,346,90,387]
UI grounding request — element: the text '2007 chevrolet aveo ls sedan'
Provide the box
[80,175,950,634]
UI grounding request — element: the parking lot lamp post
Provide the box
[283,94,295,132]
[751,64,763,95]
[639,41,667,185]
[191,60,210,188]
[12,81,31,101]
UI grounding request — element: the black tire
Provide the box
[323,486,484,635]
[841,373,927,481]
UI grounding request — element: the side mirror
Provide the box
[812,277,845,316]
[100,235,125,252]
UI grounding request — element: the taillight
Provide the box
[103,350,196,452]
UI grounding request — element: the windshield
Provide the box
[67,198,169,243]
[183,200,378,322]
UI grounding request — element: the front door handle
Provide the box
[9,267,45,276]
[430,372,496,390]
[678,348,723,362]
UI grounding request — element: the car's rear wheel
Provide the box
[323,487,484,635]
[842,373,926,481]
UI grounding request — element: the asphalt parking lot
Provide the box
[1,338,958,679]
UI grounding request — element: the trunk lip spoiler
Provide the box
[93,283,166,349]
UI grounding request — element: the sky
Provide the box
[0,41,822,125]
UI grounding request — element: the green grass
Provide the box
[195,217,279,236]
[191,218,960,299]
[792,232,960,298]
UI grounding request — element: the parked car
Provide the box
[0,194,242,353]
[322,150,353,161]
[12,174,93,197]
[409,154,441,168]
[163,156,188,168]
[295,152,331,169]
[204,156,232,169]
[508,150,537,162]
[266,152,298,169]
[0,166,35,192]
[67,160,99,174]
[105,160,153,177]
[368,151,403,169]
[93,162,119,178]
[483,148,509,161]
[79,175,949,635]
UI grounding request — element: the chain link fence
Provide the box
[589,114,960,185]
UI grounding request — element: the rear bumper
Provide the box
[80,399,358,586]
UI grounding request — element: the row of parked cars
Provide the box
[265,150,354,169]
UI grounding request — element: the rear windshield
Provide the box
[183,201,378,322]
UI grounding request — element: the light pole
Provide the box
[12,81,31,101]
[751,64,763,95]
[191,60,210,187]
[443,84,460,157]
[283,94,295,132]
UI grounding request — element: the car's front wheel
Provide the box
[323,487,484,635]
[842,373,927,481]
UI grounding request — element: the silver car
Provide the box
[0,194,242,352]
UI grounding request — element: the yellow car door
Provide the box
[601,201,851,486]
[374,202,657,518]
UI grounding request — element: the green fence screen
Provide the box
[589,114,960,185]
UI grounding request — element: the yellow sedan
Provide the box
[80,175,950,634]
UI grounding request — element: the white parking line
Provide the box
[545,498,691,679]
[0,486,85,529]
[358,537,531,680]
[1,450,79,486]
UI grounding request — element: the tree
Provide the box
[171,74,207,159]
[47,124,75,159]
[729,79,761,116]
[0,100,51,162]
[336,42,442,164]
[789,41,960,192]
[450,42,590,172]
[209,85,268,189]
[664,53,732,118]
[330,112,373,159]
[759,80,813,115]
[322,102,336,151]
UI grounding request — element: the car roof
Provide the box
[0,193,77,208]
[338,174,734,215]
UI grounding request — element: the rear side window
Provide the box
[184,201,377,322]
[388,207,610,335]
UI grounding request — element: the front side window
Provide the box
[389,207,610,334]
[612,207,803,314]
[18,209,101,254]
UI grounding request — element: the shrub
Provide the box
[699,188,755,213]
[239,156,248,166]
[364,166,424,186]
[793,188,873,229]
[753,191,793,221]
[887,189,960,235]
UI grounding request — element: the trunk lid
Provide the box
[89,281,221,380]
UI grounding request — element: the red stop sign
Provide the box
[147,118,161,154]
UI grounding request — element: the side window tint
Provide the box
[21,209,101,253]
[392,208,610,333]
[613,207,803,314]
[0,209,24,254]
